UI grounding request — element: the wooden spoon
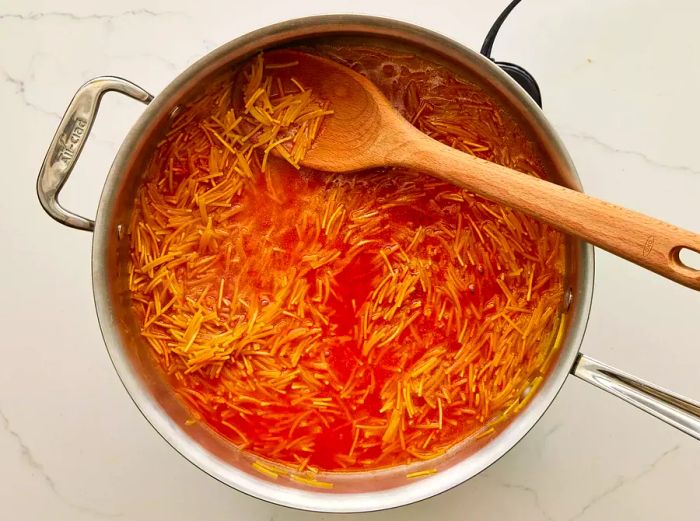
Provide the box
[267,50,700,291]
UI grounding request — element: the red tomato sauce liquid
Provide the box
[128,45,566,472]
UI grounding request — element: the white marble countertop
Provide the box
[2,0,699,519]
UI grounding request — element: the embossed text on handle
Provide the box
[57,117,88,166]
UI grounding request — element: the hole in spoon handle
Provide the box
[673,246,700,272]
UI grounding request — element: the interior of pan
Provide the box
[92,16,594,512]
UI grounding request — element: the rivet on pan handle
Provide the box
[573,353,700,440]
[36,76,153,232]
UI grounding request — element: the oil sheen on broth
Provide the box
[128,45,566,473]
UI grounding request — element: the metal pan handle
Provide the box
[573,353,700,440]
[37,76,153,232]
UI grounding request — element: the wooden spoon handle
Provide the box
[401,138,700,291]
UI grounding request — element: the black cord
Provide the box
[480,0,523,59]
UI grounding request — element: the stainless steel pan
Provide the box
[36,15,700,513]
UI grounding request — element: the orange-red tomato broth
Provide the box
[128,46,566,473]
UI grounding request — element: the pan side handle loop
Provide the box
[37,76,153,232]
[573,353,700,440]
